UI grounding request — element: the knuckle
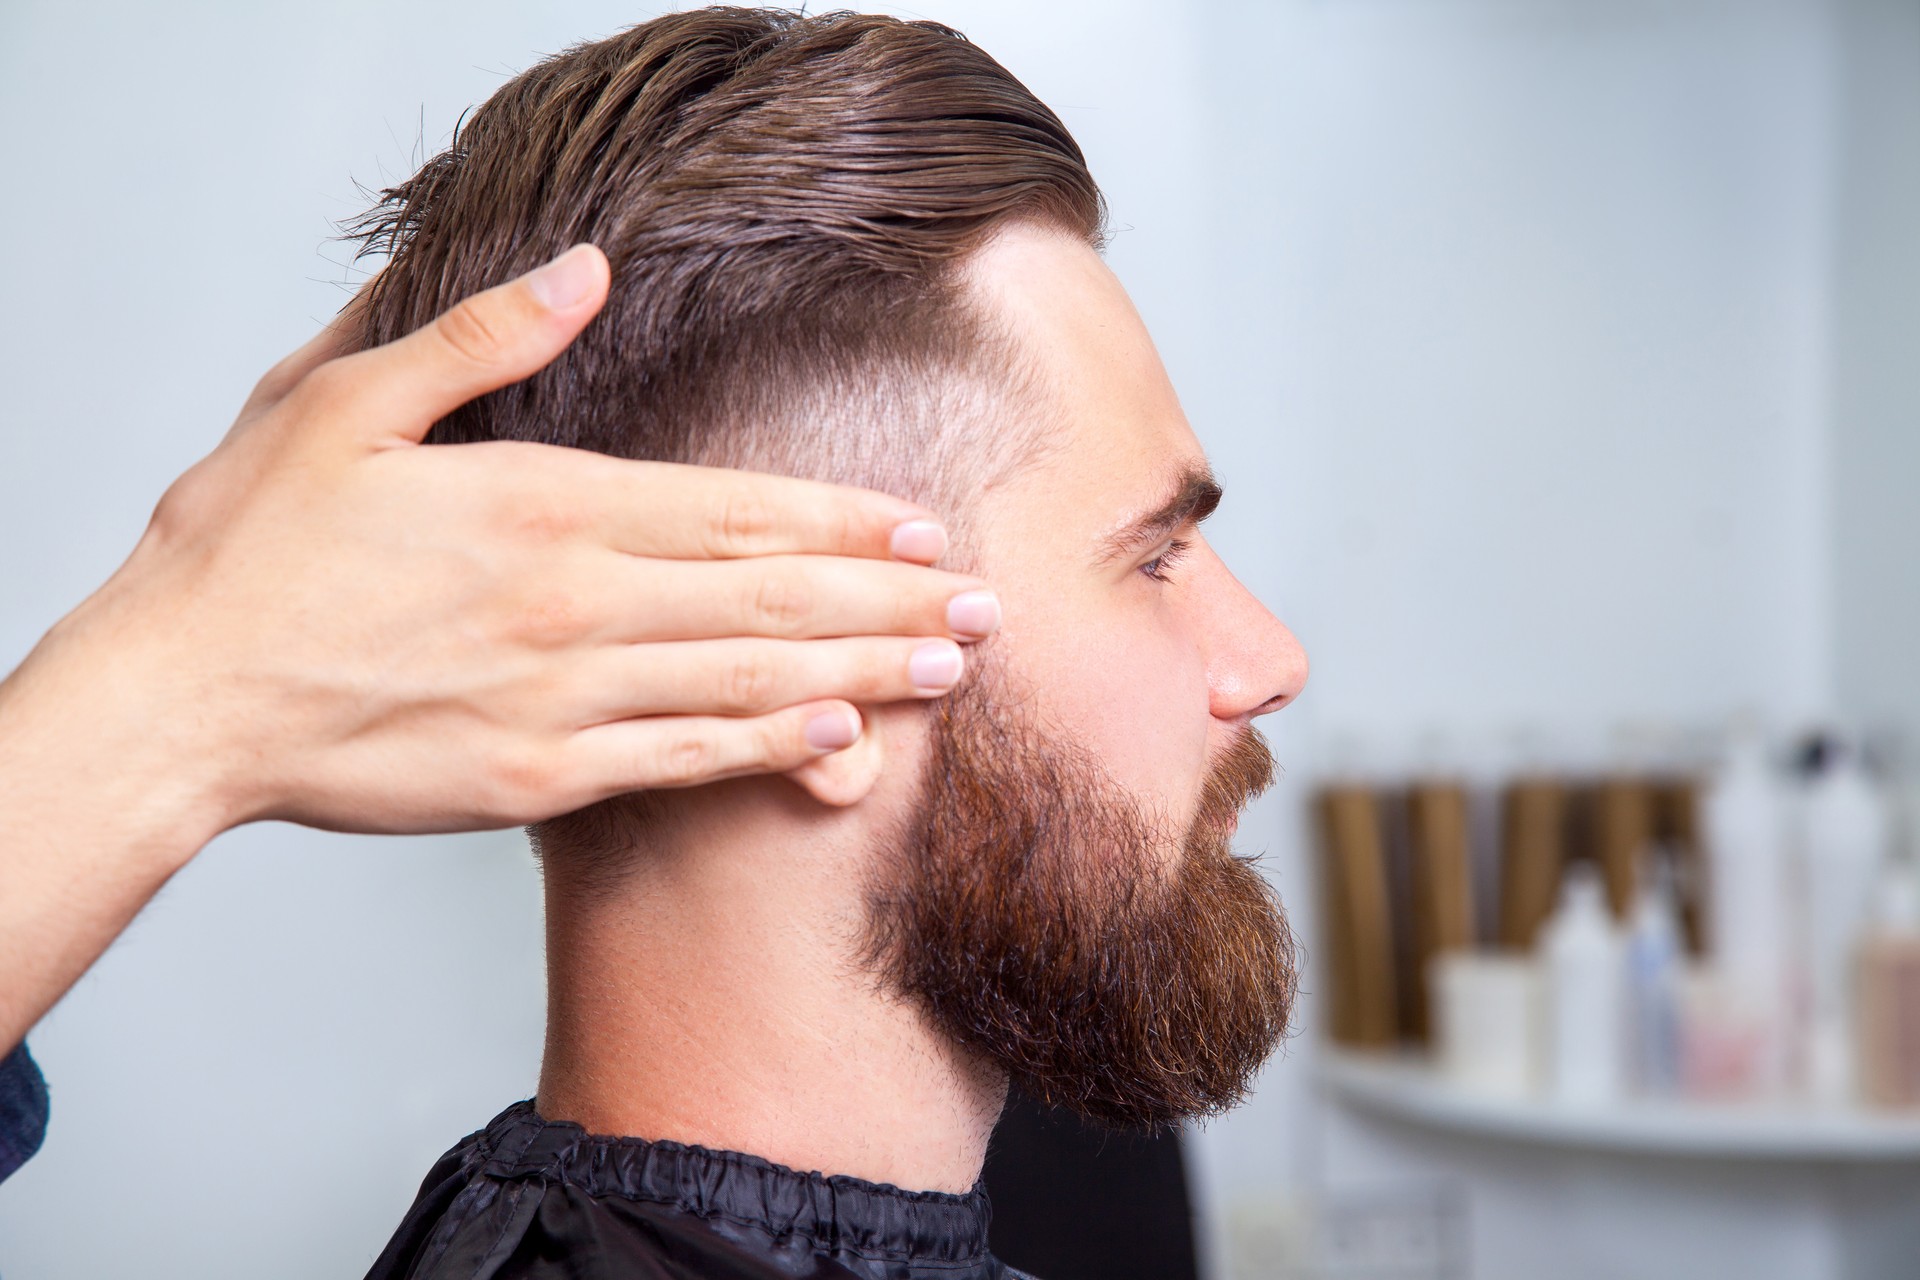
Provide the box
[714,490,776,555]
[885,583,937,638]
[434,298,511,368]
[652,733,718,788]
[489,749,557,808]
[148,473,203,541]
[722,652,781,713]
[292,359,355,409]
[833,504,869,554]
[247,361,297,406]
[509,586,586,647]
[510,504,584,544]
[756,714,803,766]
[147,459,229,546]
[749,570,813,635]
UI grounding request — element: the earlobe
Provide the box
[786,709,887,806]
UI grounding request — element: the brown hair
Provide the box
[348,7,1104,866]
[349,6,1105,509]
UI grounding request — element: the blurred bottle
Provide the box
[1542,864,1625,1106]
[1407,781,1478,1044]
[1625,848,1684,1097]
[1499,778,1567,951]
[1700,722,1790,1096]
[1317,785,1399,1049]
[1589,778,1654,922]
[1433,951,1542,1098]
[1858,858,1920,1108]
[1678,964,1771,1100]
[1799,734,1892,1105]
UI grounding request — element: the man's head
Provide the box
[354,8,1308,1131]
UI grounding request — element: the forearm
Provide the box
[0,603,225,1050]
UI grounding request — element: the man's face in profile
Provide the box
[864,224,1311,1129]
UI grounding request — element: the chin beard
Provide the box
[864,667,1297,1131]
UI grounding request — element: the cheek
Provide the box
[1024,605,1211,818]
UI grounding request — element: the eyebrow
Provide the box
[1096,464,1223,564]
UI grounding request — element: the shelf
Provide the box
[1318,1049,1920,1161]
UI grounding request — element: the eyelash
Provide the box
[1141,538,1192,583]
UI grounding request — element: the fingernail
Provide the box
[804,707,862,751]
[946,589,1001,638]
[890,519,948,563]
[526,244,602,311]
[909,640,965,692]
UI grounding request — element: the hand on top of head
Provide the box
[49,244,1001,843]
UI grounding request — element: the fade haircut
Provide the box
[351,6,1105,517]
[348,6,1104,869]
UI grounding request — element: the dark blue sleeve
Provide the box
[0,1041,50,1184]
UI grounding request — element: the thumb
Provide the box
[311,244,610,448]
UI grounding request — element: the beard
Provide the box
[863,665,1297,1131]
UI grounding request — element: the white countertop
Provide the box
[1318,1049,1920,1160]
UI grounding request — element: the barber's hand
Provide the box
[0,243,994,1046]
[15,244,994,838]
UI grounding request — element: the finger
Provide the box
[551,454,948,563]
[574,636,966,721]
[236,275,382,421]
[564,701,864,796]
[297,243,611,447]
[612,555,1001,643]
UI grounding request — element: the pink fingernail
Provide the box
[526,244,603,311]
[946,589,1001,638]
[805,707,861,751]
[890,519,948,563]
[909,640,964,692]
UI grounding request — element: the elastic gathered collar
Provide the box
[473,1100,994,1267]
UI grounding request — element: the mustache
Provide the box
[1193,726,1276,837]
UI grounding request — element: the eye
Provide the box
[1140,538,1192,583]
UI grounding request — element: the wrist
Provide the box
[0,606,231,1049]
[0,593,235,878]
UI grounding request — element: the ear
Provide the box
[785,705,888,806]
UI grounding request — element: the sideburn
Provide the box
[865,673,1297,1131]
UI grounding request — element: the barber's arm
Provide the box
[0,243,991,1060]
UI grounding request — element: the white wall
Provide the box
[0,1,1906,1277]
[1832,0,1920,749]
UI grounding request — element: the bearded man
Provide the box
[361,10,1309,1279]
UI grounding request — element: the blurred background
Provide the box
[2,0,1916,1277]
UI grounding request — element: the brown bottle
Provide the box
[1317,785,1399,1049]
[1588,778,1654,921]
[1406,781,1478,1042]
[1499,779,1567,950]
[1652,776,1709,955]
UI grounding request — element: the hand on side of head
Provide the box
[48,245,997,840]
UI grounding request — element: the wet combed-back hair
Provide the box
[347,7,1105,868]
[349,6,1105,514]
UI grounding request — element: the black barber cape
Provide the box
[366,1102,1037,1280]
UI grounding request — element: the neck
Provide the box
[536,767,1004,1195]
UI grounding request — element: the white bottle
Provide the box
[1433,952,1544,1099]
[1801,738,1891,1104]
[1625,852,1683,1097]
[1701,723,1789,1094]
[1543,863,1626,1106]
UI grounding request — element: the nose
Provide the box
[1198,545,1308,722]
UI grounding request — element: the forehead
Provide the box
[960,225,1205,554]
